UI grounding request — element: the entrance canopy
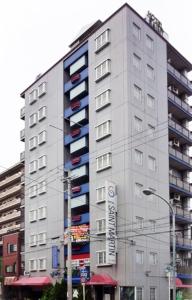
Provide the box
[12,276,52,286]
[86,273,117,286]
[176,278,192,289]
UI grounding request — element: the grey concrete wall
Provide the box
[88,6,170,300]
[24,62,64,276]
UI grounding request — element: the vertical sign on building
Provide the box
[105,181,117,265]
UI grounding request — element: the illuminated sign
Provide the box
[105,181,117,265]
[64,224,89,243]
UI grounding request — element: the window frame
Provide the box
[96,152,112,172]
[136,250,144,264]
[96,186,106,203]
[96,218,106,235]
[133,23,141,40]
[95,120,111,141]
[96,250,107,266]
[38,82,47,97]
[38,106,47,121]
[95,29,110,52]
[95,59,111,82]
[95,89,111,111]
[29,113,37,128]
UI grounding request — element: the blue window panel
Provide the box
[64,212,89,227]
[64,153,89,170]
[52,246,60,269]
[64,43,88,69]
[64,68,88,93]
[64,243,90,255]
[64,96,89,119]
[64,183,89,200]
[64,124,89,146]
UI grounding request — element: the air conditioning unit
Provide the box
[172,87,179,94]
[173,138,180,147]
[173,193,181,202]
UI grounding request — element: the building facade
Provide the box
[19,3,192,300]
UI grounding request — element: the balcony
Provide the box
[64,96,89,119]
[167,63,192,95]
[20,129,25,142]
[0,223,20,236]
[168,90,192,120]
[0,184,21,200]
[20,106,25,120]
[169,146,192,171]
[0,198,21,213]
[174,206,192,224]
[176,237,192,251]
[0,172,21,189]
[20,151,25,162]
[64,124,89,146]
[168,118,192,145]
[0,210,21,223]
[177,266,192,279]
[169,174,192,197]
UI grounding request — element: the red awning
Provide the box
[176,278,192,289]
[86,274,117,286]
[4,277,17,285]
[12,276,52,286]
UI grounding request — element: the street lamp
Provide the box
[142,189,176,300]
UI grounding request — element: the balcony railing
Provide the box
[176,237,192,249]
[0,223,20,235]
[20,129,25,142]
[167,63,192,91]
[20,106,25,120]
[0,172,21,188]
[0,211,21,223]
[169,146,192,167]
[174,206,192,221]
[177,266,192,276]
[168,118,192,141]
[0,198,21,212]
[0,184,21,200]
[20,151,25,162]
[169,174,192,193]
[168,90,192,115]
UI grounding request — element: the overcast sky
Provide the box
[1,0,192,171]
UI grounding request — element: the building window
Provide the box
[149,252,158,265]
[38,180,46,195]
[38,232,46,245]
[147,64,154,80]
[29,185,37,198]
[134,84,142,103]
[38,82,47,97]
[96,186,106,203]
[29,210,37,222]
[134,149,143,166]
[136,216,144,230]
[136,250,144,264]
[7,244,17,253]
[38,106,47,121]
[150,287,156,300]
[96,120,111,141]
[29,160,37,174]
[95,29,110,52]
[134,116,143,133]
[70,137,87,154]
[70,81,87,101]
[149,220,156,232]
[95,59,111,82]
[146,35,154,51]
[97,250,106,265]
[38,206,47,220]
[120,287,135,299]
[5,265,15,273]
[148,124,155,136]
[95,89,111,111]
[134,183,143,198]
[148,156,156,171]
[29,136,37,151]
[38,258,46,271]
[96,152,112,172]
[29,89,38,105]
[70,55,87,76]
[30,234,37,247]
[133,54,141,70]
[29,113,37,127]
[136,287,143,300]
[38,130,47,145]
[147,94,155,109]
[133,23,141,40]
[38,155,47,170]
[96,219,106,234]
[29,259,37,271]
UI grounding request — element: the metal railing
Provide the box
[0,172,21,188]
[169,174,192,193]
[168,118,192,140]
[0,223,20,235]
[0,211,21,223]
[167,63,192,90]
[176,237,192,248]
[169,146,192,166]
[20,106,25,119]
[177,266,192,275]
[0,198,21,212]
[168,90,192,114]
[0,184,21,200]
[174,206,192,221]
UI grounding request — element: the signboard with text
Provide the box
[64,224,89,244]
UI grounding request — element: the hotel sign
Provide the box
[105,181,117,265]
